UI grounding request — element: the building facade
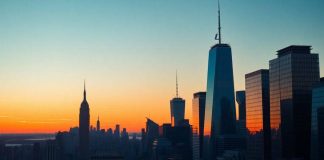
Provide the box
[311,79,324,160]
[205,43,237,158]
[269,45,320,159]
[245,69,271,160]
[192,92,206,160]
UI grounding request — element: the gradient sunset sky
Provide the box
[0,0,323,133]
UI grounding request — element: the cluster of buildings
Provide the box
[140,44,323,160]
[1,2,323,160]
[143,3,323,160]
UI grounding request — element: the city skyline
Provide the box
[1,0,324,133]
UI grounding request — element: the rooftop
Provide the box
[193,92,206,98]
[210,43,230,49]
[277,45,311,57]
[245,69,269,78]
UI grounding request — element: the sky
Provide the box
[0,0,323,133]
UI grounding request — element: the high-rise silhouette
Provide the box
[204,0,237,158]
[96,116,100,132]
[236,91,247,137]
[269,45,320,159]
[192,92,206,160]
[79,82,90,160]
[170,72,185,126]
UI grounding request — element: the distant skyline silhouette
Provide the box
[0,0,324,133]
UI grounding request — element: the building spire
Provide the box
[215,0,222,44]
[176,70,179,98]
[83,80,86,101]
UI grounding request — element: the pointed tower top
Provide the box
[176,70,179,98]
[97,115,99,121]
[215,0,222,44]
[83,80,86,101]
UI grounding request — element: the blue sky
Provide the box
[0,0,323,132]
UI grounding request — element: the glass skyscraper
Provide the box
[269,45,320,159]
[205,43,237,158]
[192,92,206,160]
[310,79,324,160]
[245,69,271,160]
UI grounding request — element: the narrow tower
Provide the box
[96,116,100,131]
[204,0,238,158]
[79,81,90,160]
[170,71,185,126]
[176,70,179,98]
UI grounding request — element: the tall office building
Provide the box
[79,82,90,160]
[144,118,159,159]
[96,116,100,132]
[192,92,206,160]
[114,124,120,138]
[170,72,185,126]
[204,1,237,158]
[311,78,324,160]
[245,69,271,160]
[236,91,246,137]
[236,91,246,121]
[269,45,320,159]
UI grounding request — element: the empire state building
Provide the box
[79,82,90,160]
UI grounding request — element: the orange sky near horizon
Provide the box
[1,0,324,134]
[1,76,228,134]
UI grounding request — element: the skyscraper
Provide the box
[114,124,120,138]
[310,78,324,160]
[192,92,206,159]
[96,116,100,132]
[236,91,246,122]
[245,69,271,160]
[79,82,90,160]
[144,118,159,159]
[170,72,185,126]
[236,91,246,137]
[269,45,320,159]
[204,1,237,158]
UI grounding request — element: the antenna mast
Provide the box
[218,0,221,44]
[176,71,179,98]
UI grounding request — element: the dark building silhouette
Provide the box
[152,138,172,160]
[236,91,247,137]
[33,142,41,160]
[170,98,185,127]
[162,122,193,160]
[97,116,100,132]
[269,45,320,159]
[170,72,185,127]
[192,92,206,160]
[114,125,120,138]
[245,69,271,160]
[79,82,90,160]
[311,79,324,160]
[205,1,237,158]
[143,118,159,159]
[236,91,246,121]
